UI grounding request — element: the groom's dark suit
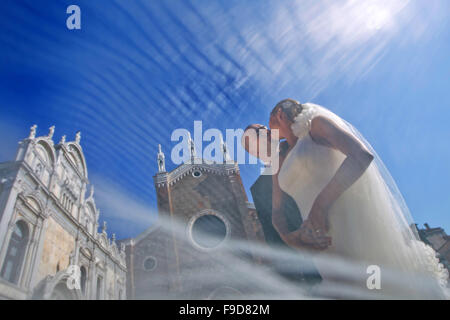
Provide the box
[250,173,322,285]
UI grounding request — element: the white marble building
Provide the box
[0,125,126,300]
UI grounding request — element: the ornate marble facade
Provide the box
[0,125,126,300]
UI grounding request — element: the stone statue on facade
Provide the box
[187,132,196,162]
[48,126,55,139]
[29,124,37,139]
[157,144,166,173]
[75,131,81,144]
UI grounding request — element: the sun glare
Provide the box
[365,5,391,30]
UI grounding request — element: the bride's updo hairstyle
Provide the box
[270,98,304,123]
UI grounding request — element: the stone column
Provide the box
[73,238,81,266]
[19,225,38,289]
[87,258,95,299]
[21,218,44,290]
[89,253,97,300]
[28,217,50,289]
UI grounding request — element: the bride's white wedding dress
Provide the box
[277,103,448,299]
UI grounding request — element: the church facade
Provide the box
[122,139,265,299]
[0,125,126,300]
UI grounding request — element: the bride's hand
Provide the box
[307,200,330,234]
[298,220,331,250]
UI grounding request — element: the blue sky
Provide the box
[0,0,449,239]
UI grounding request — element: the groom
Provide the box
[243,124,321,286]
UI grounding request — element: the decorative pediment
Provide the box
[34,139,56,165]
[35,144,50,165]
[18,191,45,214]
[65,143,88,179]
[154,160,239,187]
[26,196,43,213]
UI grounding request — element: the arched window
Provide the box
[0,221,29,284]
[80,266,87,294]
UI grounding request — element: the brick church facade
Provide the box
[123,141,265,299]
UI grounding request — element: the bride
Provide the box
[269,99,448,299]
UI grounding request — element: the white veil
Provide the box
[290,103,449,298]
